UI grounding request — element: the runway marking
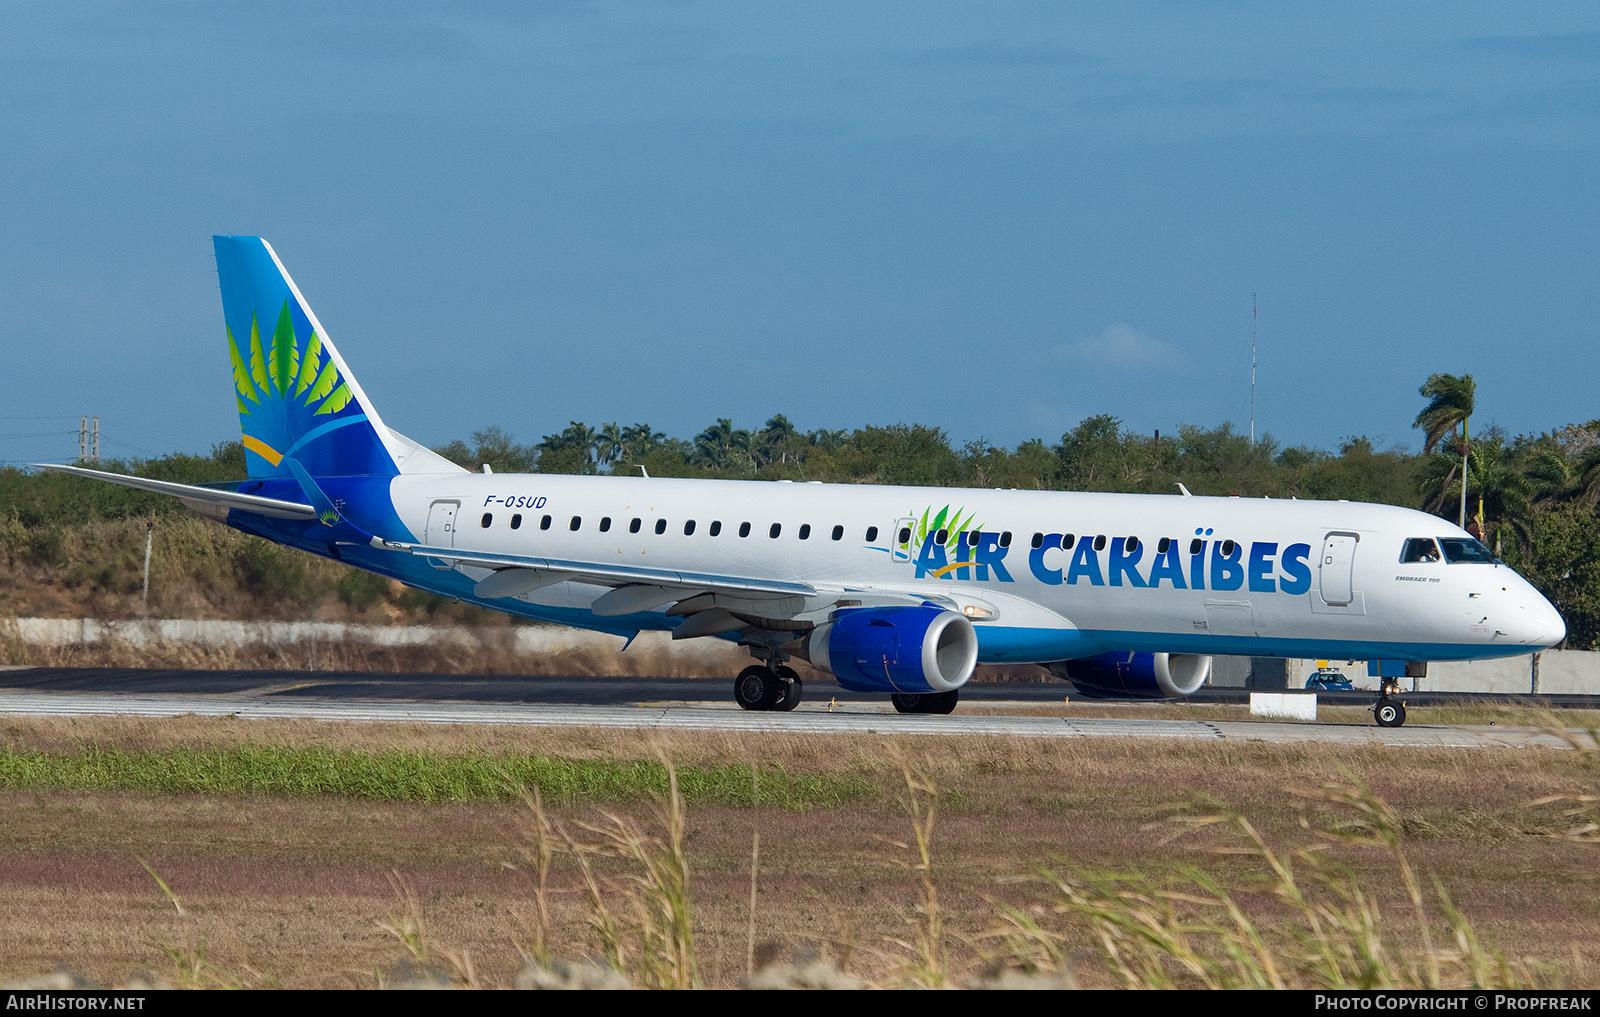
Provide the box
[0,692,1578,749]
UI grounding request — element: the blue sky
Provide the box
[3,3,1597,466]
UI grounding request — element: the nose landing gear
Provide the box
[1373,679,1407,728]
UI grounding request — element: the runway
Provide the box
[0,666,1583,749]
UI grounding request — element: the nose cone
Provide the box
[1523,597,1567,649]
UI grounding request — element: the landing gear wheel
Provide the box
[734,666,782,711]
[1374,699,1407,728]
[774,666,802,712]
[891,690,960,715]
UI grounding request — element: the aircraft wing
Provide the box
[34,463,318,520]
[390,540,816,602]
[386,541,957,639]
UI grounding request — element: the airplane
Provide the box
[40,236,1568,728]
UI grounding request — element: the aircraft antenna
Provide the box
[1249,295,1257,446]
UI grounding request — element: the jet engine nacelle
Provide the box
[803,606,979,695]
[1048,651,1212,699]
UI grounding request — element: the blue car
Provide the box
[1305,672,1354,692]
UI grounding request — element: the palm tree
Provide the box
[1414,373,1475,529]
[539,421,599,473]
[621,423,665,457]
[1462,436,1532,556]
[757,414,802,466]
[594,422,625,469]
[692,418,755,471]
[807,428,851,451]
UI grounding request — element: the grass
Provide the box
[0,744,873,809]
[0,715,1595,988]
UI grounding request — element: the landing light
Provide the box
[962,604,994,620]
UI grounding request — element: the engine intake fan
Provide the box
[1048,651,1212,699]
[795,605,978,695]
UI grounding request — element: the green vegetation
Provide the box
[6,373,1600,644]
[0,714,1596,988]
[0,744,872,808]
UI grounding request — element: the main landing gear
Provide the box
[733,664,802,712]
[1374,679,1407,728]
[729,648,960,715]
[891,691,960,715]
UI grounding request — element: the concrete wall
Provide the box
[4,618,1593,694]
[1207,650,1596,695]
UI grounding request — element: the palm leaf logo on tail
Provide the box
[228,300,359,468]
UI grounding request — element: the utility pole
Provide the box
[91,417,99,462]
[1249,295,1258,446]
[142,521,153,609]
[79,416,87,462]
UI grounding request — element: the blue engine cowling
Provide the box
[804,606,979,694]
[1047,652,1212,699]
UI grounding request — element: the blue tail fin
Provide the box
[214,235,399,480]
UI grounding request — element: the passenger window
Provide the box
[1401,538,1442,563]
[540,515,552,530]
[599,517,611,533]
[629,518,642,534]
[655,519,667,535]
[710,521,722,536]
[1093,535,1106,551]
[510,514,522,530]
[866,526,879,542]
[481,513,493,528]
[798,524,811,540]
[1031,532,1044,549]
[897,527,911,544]
[934,529,948,546]
[1157,537,1170,553]
[570,516,581,531]
[684,520,696,536]
[967,531,981,548]
[1000,531,1012,548]
[1062,533,1075,548]
[1125,536,1138,553]
[1221,539,1236,556]
[770,523,782,538]
[739,522,751,537]
[831,525,844,541]
[1190,538,1203,555]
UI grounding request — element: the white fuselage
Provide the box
[384,473,1564,664]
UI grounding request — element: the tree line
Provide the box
[4,373,1597,647]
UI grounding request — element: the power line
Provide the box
[97,417,220,451]
[98,435,168,458]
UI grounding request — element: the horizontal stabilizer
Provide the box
[36,464,317,520]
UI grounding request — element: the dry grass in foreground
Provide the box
[0,715,1596,988]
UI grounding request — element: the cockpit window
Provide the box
[1438,537,1499,564]
[1400,538,1441,563]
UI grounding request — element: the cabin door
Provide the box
[426,500,460,569]
[1318,532,1359,605]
